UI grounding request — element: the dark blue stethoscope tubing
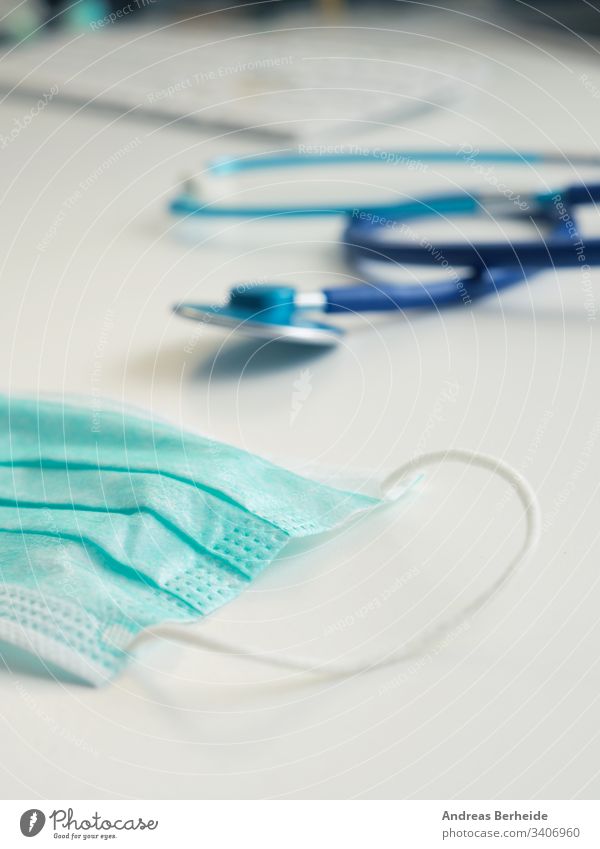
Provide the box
[344,236,600,269]
[331,183,568,312]
[323,246,532,312]
[339,181,600,310]
[329,195,527,311]
[322,272,531,311]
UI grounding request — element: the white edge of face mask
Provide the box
[0,619,111,687]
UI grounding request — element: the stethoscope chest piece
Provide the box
[173,285,344,347]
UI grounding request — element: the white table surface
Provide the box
[1,18,600,800]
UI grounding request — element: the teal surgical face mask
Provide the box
[0,395,540,686]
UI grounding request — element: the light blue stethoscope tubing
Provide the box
[170,149,600,219]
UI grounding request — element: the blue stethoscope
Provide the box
[171,150,600,345]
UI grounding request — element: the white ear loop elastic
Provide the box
[135,450,541,680]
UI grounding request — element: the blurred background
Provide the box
[3,0,600,38]
[0,0,598,146]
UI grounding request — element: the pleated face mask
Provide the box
[0,395,540,686]
[0,395,393,685]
